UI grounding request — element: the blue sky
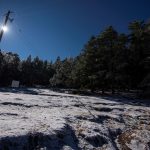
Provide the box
[0,0,150,61]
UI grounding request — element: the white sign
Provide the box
[11,80,20,88]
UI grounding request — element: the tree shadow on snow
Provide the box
[100,95,150,107]
[0,124,81,150]
[0,88,39,95]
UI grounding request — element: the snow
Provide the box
[0,88,149,149]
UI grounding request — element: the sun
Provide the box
[1,26,8,32]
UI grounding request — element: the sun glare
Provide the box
[1,26,8,32]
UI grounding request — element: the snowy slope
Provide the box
[0,88,149,150]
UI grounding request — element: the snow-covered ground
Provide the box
[0,88,149,150]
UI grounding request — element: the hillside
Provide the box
[0,88,149,150]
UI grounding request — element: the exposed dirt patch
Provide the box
[118,130,135,150]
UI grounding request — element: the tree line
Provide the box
[0,53,55,87]
[0,20,150,97]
